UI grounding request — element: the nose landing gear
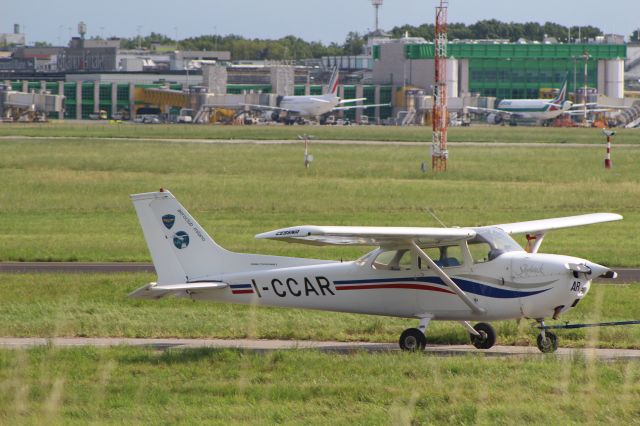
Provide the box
[536,320,559,353]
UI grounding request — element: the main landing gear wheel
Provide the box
[399,328,427,351]
[469,322,497,349]
[536,331,558,353]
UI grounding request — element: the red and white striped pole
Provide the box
[603,130,615,169]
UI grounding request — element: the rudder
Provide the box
[131,190,232,284]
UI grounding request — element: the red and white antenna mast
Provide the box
[431,0,448,172]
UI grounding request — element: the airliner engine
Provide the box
[487,113,503,124]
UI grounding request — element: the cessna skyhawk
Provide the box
[130,190,621,353]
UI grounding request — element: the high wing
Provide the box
[256,225,476,247]
[493,213,622,235]
[332,103,391,111]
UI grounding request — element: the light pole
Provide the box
[136,25,142,50]
[371,0,383,32]
[582,51,590,125]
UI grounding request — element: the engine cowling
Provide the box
[263,111,280,122]
[487,113,502,124]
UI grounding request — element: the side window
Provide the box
[397,250,412,269]
[419,245,464,269]
[420,247,441,269]
[441,245,464,267]
[468,241,492,264]
[373,249,412,270]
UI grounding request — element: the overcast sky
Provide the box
[2,0,638,45]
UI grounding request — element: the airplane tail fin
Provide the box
[555,78,568,103]
[328,66,339,96]
[130,190,235,284]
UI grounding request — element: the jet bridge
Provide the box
[0,85,65,122]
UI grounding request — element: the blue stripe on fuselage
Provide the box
[230,284,252,289]
[334,276,549,299]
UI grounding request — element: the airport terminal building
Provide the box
[1,35,635,124]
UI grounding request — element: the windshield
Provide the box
[468,227,524,263]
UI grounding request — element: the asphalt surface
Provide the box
[1,262,638,282]
[1,337,640,359]
[0,262,154,274]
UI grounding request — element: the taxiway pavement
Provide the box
[1,337,639,360]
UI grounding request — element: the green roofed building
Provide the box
[372,37,626,100]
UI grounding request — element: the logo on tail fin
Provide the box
[556,79,568,103]
[162,214,176,229]
[328,67,339,96]
[173,231,190,249]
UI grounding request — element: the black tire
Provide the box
[470,322,497,349]
[536,331,558,353]
[399,328,427,351]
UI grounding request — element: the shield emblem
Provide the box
[162,214,175,229]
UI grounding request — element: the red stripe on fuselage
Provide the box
[335,283,455,294]
[232,289,254,294]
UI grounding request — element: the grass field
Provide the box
[1,346,640,424]
[0,132,638,265]
[1,124,640,423]
[1,273,640,349]
[1,121,640,144]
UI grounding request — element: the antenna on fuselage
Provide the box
[426,208,447,228]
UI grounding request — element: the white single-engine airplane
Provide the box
[130,190,622,353]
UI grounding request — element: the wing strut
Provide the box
[410,241,485,315]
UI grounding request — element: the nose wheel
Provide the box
[536,320,559,353]
[536,332,558,353]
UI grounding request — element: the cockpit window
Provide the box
[468,227,525,263]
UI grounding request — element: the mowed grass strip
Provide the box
[1,346,639,424]
[0,137,638,264]
[1,273,640,349]
[1,121,640,144]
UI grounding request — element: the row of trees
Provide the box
[390,20,603,43]
[119,32,350,60]
[111,20,614,61]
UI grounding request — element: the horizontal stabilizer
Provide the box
[129,281,228,300]
[256,225,475,247]
[338,97,367,104]
[332,103,390,111]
